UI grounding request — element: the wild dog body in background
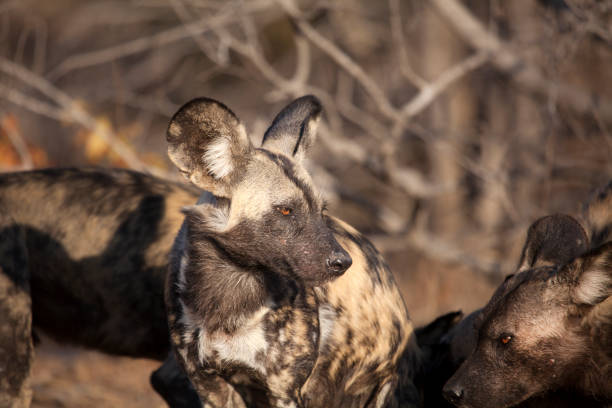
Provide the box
[165,96,421,408]
[442,182,612,408]
[0,168,202,407]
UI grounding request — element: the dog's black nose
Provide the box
[326,250,352,275]
[443,383,465,405]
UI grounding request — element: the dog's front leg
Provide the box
[151,353,202,408]
[151,353,246,408]
[191,374,247,408]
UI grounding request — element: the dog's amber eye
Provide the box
[278,207,292,216]
[500,335,512,345]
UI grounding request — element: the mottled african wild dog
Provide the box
[415,213,595,407]
[165,95,421,407]
[0,168,203,407]
[443,182,612,408]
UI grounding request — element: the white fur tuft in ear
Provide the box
[574,267,612,305]
[203,136,234,180]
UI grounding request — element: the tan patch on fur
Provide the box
[144,187,199,267]
[321,218,414,391]
[583,295,612,330]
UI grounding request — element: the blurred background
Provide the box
[1,0,611,406]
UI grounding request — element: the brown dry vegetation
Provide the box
[1,0,611,406]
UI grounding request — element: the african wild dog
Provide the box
[0,168,203,407]
[165,95,421,407]
[415,213,593,407]
[442,182,612,408]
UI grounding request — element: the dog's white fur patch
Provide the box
[203,137,233,180]
[177,253,189,292]
[277,401,298,408]
[197,305,270,374]
[574,268,611,305]
[375,382,392,408]
[318,303,336,350]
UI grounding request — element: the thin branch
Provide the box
[0,115,33,170]
[335,74,388,139]
[0,83,65,119]
[0,57,161,175]
[289,36,311,86]
[47,0,274,80]
[168,0,222,64]
[279,0,400,120]
[392,50,489,137]
[1,56,74,109]
[318,123,451,198]
[388,0,428,89]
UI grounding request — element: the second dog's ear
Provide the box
[167,98,253,197]
[516,214,588,272]
[261,95,322,162]
[569,241,612,306]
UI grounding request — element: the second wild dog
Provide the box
[443,182,612,408]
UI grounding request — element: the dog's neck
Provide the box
[179,233,267,334]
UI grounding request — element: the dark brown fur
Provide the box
[415,214,594,407]
[442,183,612,408]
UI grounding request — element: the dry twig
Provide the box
[0,57,161,175]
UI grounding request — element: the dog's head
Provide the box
[167,96,351,286]
[443,240,611,408]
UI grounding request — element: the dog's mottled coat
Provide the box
[0,168,203,407]
[165,96,421,408]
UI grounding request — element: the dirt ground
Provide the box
[32,340,166,408]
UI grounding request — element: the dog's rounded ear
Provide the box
[167,98,253,197]
[261,95,322,162]
[516,214,588,272]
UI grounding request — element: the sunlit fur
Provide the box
[166,96,421,407]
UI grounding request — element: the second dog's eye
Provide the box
[277,206,292,216]
[500,334,512,345]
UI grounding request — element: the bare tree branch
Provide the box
[388,0,428,89]
[392,50,489,138]
[279,0,399,120]
[430,0,612,119]
[0,114,33,170]
[0,57,163,175]
[47,0,275,80]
